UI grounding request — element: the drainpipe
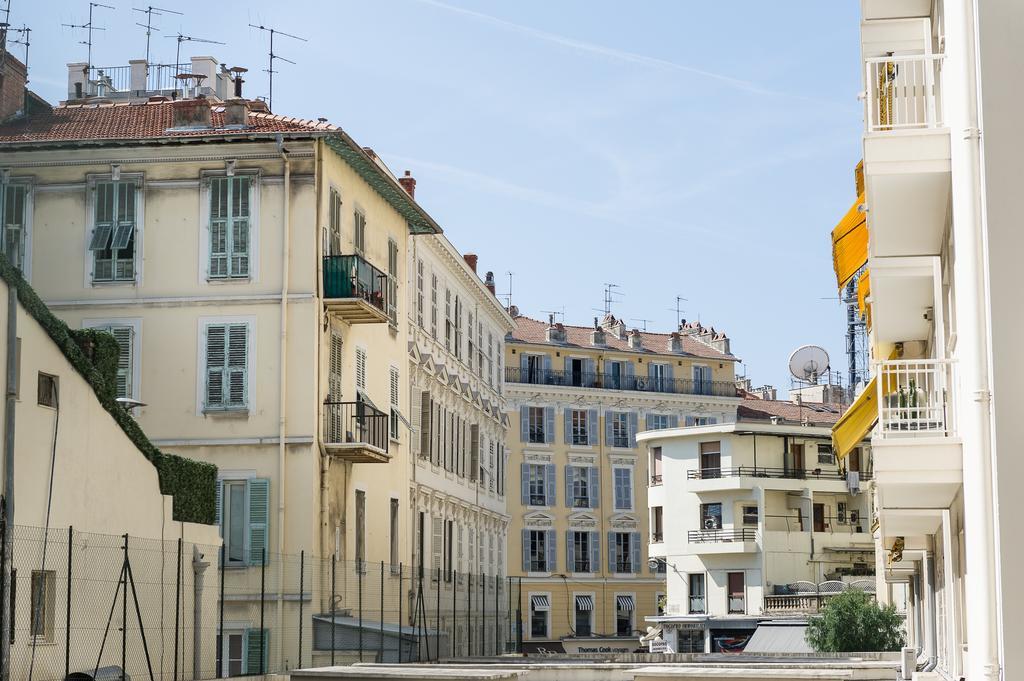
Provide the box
[947,1,1000,679]
[920,551,938,672]
[275,134,291,669]
[0,285,16,681]
[314,139,331,599]
[192,545,210,679]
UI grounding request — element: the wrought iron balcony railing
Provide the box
[322,400,389,453]
[686,466,872,481]
[504,367,737,398]
[687,528,757,543]
[323,254,388,313]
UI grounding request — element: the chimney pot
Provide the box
[463,253,478,273]
[398,170,416,199]
[484,271,496,296]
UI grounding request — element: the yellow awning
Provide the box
[832,376,879,460]
[831,193,867,290]
[854,160,864,196]
[857,270,871,330]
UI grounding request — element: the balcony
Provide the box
[504,367,737,398]
[686,466,870,494]
[686,528,757,555]
[862,53,950,259]
[873,359,962,536]
[322,401,390,463]
[323,255,389,324]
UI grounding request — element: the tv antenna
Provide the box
[248,23,306,111]
[7,25,30,76]
[62,3,114,73]
[668,295,688,327]
[502,271,514,311]
[133,5,182,69]
[166,32,225,74]
[599,283,621,316]
[630,318,654,331]
[540,309,564,325]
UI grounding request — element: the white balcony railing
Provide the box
[865,54,944,132]
[876,359,956,438]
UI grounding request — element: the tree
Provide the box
[805,590,905,653]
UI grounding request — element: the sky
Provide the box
[15,1,864,394]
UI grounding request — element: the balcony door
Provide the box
[848,448,861,472]
[787,444,805,478]
[569,358,584,387]
[699,441,721,479]
[813,503,826,533]
[727,572,745,613]
[700,503,722,531]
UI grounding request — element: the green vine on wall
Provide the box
[0,256,216,525]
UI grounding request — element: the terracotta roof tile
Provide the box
[508,315,735,361]
[737,396,846,427]
[0,100,338,145]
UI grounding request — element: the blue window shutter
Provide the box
[564,408,572,445]
[604,411,613,446]
[566,531,574,571]
[685,416,696,427]
[245,628,268,674]
[543,355,552,378]
[669,415,679,429]
[564,465,573,508]
[544,464,556,505]
[587,409,598,445]
[520,406,529,442]
[545,530,556,572]
[607,532,616,573]
[247,478,269,566]
[628,412,639,448]
[648,362,656,379]
[630,532,641,574]
[522,529,530,572]
[588,467,600,508]
[624,362,634,387]
[544,407,555,444]
[584,358,595,386]
[520,353,528,371]
[520,464,529,506]
[665,364,674,381]
[589,532,600,572]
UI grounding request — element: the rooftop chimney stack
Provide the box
[628,329,643,350]
[224,98,249,127]
[484,271,496,296]
[590,318,606,347]
[229,66,248,98]
[0,51,27,120]
[171,96,212,129]
[667,332,683,353]
[463,253,478,273]
[399,170,416,198]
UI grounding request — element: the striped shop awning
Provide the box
[575,595,594,611]
[616,595,635,611]
[531,595,551,611]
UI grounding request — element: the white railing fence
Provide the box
[865,54,944,132]
[877,359,956,437]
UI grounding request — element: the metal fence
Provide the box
[1,523,523,681]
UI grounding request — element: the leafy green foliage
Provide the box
[0,256,216,524]
[805,590,905,652]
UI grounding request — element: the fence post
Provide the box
[358,559,364,662]
[173,536,181,681]
[121,534,128,681]
[434,567,440,662]
[494,574,499,656]
[516,577,523,655]
[379,561,384,663]
[397,563,402,664]
[479,571,484,656]
[65,526,72,679]
[466,573,471,657]
[330,555,336,667]
[298,550,305,670]
[259,548,266,675]
[451,571,456,658]
[217,544,225,678]
[506,576,512,655]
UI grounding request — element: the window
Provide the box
[646,414,670,431]
[353,210,366,255]
[728,572,745,613]
[568,409,590,446]
[693,365,712,394]
[651,506,664,542]
[355,347,367,390]
[615,595,634,636]
[416,259,424,328]
[837,502,848,524]
[650,446,663,485]
[217,478,269,566]
[817,444,834,465]
[574,595,594,637]
[37,372,58,408]
[326,188,342,256]
[688,574,706,614]
[430,274,438,339]
[387,238,398,325]
[527,406,546,443]
[477,322,484,377]
[444,288,452,352]
[526,530,551,572]
[208,176,252,280]
[607,411,632,448]
[486,332,494,386]
[700,502,723,530]
[1,179,28,272]
[88,324,135,399]
[742,505,759,525]
[527,464,548,506]
[649,363,669,391]
[355,489,366,573]
[445,519,454,582]
[454,297,463,360]
[612,532,636,573]
[390,499,400,569]
[205,323,248,411]
[699,441,721,478]
[29,570,54,641]
[524,354,545,384]
[567,466,593,508]
[216,630,244,677]
[613,468,632,510]
[529,594,550,638]
[90,180,137,283]
[431,516,443,576]
[467,311,475,371]
[605,360,624,389]
[569,531,596,572]
[389,366,400,439]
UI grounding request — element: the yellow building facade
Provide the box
[503,313,740,652]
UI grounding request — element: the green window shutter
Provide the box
[205,325,226,408]
[209,176,251,279]
[226,324,248,408]
[109,326,133,399]
[2,184,27,271]
[247,478,269,566]
[244,628,268,675]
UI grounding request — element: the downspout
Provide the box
[920,551,938,672]
[314,140,331,606]
[0,285,16,681]
[275,135,291,668]
[192,545,210,680]
[948,1,1000,679]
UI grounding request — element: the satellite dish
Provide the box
[789,345,830,383]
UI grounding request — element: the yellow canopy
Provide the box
[831,193,867,290]
[854,160,864,196]
[832,375,879,460]
[857,270,871,330]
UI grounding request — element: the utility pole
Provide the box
[248,23,306,111]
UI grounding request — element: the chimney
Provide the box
[484,271,496,296]
[66,61,88,101]
[667,332,683,353]
[129,59,147,93]
[508,304,520,318]
[628,329,643,350]
[190,56,218,96]
[545,319,566,344]
[229,66,248,98]
[590,318,606,347]
[399,170,416,198]
[463,253,478,273]
[224,98,249,127]
[170,96,212,129]
[711,331,731,355]
[0,51,27,120]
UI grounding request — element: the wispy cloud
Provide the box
[411,0,778,96]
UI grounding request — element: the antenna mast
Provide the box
[248,23,306,111]
[7,25,29,77]
[601,283,621,316]
[133,5,182,70]
[62,2,114,74]
[167,32,226,74]
[668,295,688,327]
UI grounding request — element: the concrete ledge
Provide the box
[632,666,896,680]
[291,666,526,680]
